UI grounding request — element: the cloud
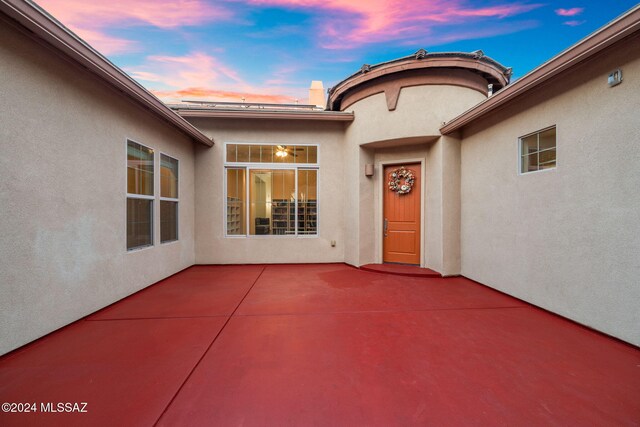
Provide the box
[429,19,539,44]
[129,52,247,89]
[38,0,230,28]
[563,20,586,26]
[70,28,139,55]
[244,0,543,49]
[38,0,545,54]
[555,7,584,17]
[263,64,303,86]
[435,4,543,19]
[128,52,302,103]
[151,88,298,104]
[37,0,230,54]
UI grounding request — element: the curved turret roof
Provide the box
[328,49,511,111]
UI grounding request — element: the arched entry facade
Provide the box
[328,50,510,274]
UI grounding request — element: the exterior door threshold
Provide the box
[360,263,441,278]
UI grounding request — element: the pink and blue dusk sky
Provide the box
[37,0,638,104]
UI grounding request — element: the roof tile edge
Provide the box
[327,51,510,111]
[171,106,354,121]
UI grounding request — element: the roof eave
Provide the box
[174,109,355,121]
[0,0,213,147]
[440,5,640,135]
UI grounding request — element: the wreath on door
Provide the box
[388,166,415,195]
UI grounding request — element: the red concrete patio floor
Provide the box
[1,264,639,426]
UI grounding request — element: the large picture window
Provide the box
[160,154,179,243]
[225,144,318,237]
[520,126,556,173]
[127,141,154,250]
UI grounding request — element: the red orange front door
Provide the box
[383,164,421,265]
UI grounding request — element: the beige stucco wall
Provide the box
[459,35,640,346]
[187,117,346,264]
[343,85,484,269]
[440,135,462,276]
[0,24,197,354]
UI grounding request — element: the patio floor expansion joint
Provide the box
[233,305,530,317]
[152,265,267,426]
[85,314,231,321]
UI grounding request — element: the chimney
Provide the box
[309,81,325,108]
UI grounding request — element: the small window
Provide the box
[520,127,556,173]
[297,169,317,235]
[160,154,179,243]
[226,144,317,164]
[226,168,247,235]
[127,141,154,250]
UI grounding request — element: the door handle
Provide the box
[384,218,388,237]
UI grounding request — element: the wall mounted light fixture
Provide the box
[365,164,374,177]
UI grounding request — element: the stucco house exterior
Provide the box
[1,0,639,356]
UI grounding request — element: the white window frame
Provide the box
[223,142,319,238]
[518,125,557,175]
[160,152,179,244]
[126,139,155,251]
